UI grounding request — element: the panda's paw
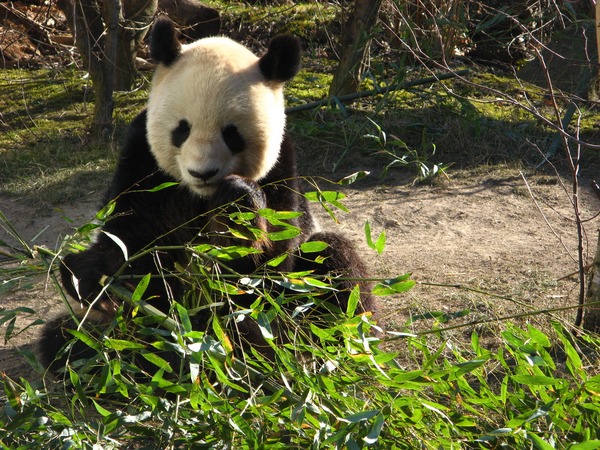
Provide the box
[60,252,119,315]
[207,175,269,244]
[212,175,266,210]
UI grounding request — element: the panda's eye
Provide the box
[221,124,245,154]
[171,119,191,148]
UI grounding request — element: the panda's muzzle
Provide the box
[188,167,219,183]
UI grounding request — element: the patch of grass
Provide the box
[0,68,148,205]
[0,69,90,147]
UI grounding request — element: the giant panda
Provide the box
[40,17,375,373]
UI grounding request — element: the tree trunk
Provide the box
[583,231,600,333]
[116,0,158,91]
[328,0,383,98]
[89,0,119,141]
[66,0,115,140]
[56,0,158,139]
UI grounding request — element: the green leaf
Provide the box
[175,303,192,334]
[337,171,370,185]
[208,245,262,261]
[453,358,487,377]
[190,243,214,254]
[527,325,551,347]
[92,400,112,417]
[346,285,360,317]
[76,222,102,235]
[267,227,301,241]
[569,441,600,450]
[147,181,179,192]
[274,279,312,293]
[524,401,555,423]
[372,276,415,296]
[230,211,256,222]
[309,323,335,341]
[344,409,380,423]
[104,339,146,351]
[552,322,584,379]
[141,352,173,373]
[304,191,349,212]
[364,413,385,445]
[364,220,386,254]
[584,374,600,394]
[302,277,336,290]
[257,312,273,339]
[258,208,303,221]
[68,329,101,352]
[299,240,329,253]
[526,432,554,450]
[132,273,151,302]
[95,200,116,221]
[511,374,561,386]
[212,316,233,354]
[266,253,288,267]
[485,428,513,436]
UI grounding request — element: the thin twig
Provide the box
[534,46,587,327]
[519,171,575,262]
[285,70,470,114]
[386,299,600,341]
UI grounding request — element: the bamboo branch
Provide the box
[106,282,302,402]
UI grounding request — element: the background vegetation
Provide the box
[1,0,600,448]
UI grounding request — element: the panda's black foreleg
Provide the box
[294,231,375,316]
[38,314,106,375]
[40,246,127,374]
[60,248,122,316]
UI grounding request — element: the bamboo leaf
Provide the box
[372,276,415,296]
[346,285,360,317]
[147,181,178,192]
[102,230,129,261]
[299,240,329,253]
[364,220,386,255]
[337,171,370,185]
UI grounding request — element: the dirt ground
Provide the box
[2,163,599,379]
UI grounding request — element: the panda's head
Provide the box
[146,17,301,197]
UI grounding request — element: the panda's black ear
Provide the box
[150,17,182,67]
[259,35,301,82]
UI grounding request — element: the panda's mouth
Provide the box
[186,181,218,198]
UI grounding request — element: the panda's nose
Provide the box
[188,168,219,182]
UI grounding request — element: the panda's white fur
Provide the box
[147,37,287,197]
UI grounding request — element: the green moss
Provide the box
[208,1,339,43]
[0,68,149,204]
[286,70,332,106]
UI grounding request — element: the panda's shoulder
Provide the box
[103,110,169,200]
[116,110,160,174]
[120,110,151,159]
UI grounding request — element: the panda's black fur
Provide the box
[39,18,375,373]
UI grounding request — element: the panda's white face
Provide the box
[146,37,287,197]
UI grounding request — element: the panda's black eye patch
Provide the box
[171,119,191,148]
[221,124,245,154]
